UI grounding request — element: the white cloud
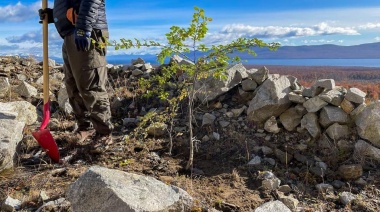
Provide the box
[358,23,380,30]
[0,1,43,22]
[220,22,359,39]
[375,37,380,41]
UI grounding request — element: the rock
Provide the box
[57,85,73,115]
[288,92,306,104]
[248,156,262,166]
[301,113,321,138]
[146,122,167,137]
[315,79,335,90]
[35,198,71,212]
[340,98,356,114]
[230,106,246,117]
[339,192,356,205]
[302,86,324,98]
[319,88,345,106]
[262,178,281,190]
[0,101,37,125]
[355,101,380,147]
[241,79,257,91]
[264,116,280,134]
[131,57,145,65]
[0,77,10,97]
[1,196,21,212]
[247,66,269,85]
[279,195,299,211]
[67,166,193,212]
[278,185,292,193]
[0,119,25,172]
[254,200,291,212]
[345,87,366,104]
[303,96,328,113]
[326,123,350,140]
[319,106,350,128]
[202,113,216,126]
[274,148,293,164]
[332,180,345,189]
[338,164,363,180]
[354,140,380,162]
[280,106,307,131]
[195,63,246,102]
[247,74,292,124]
[15,81,38,97]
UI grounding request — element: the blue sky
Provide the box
[0,0,379,58]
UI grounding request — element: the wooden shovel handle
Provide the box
[42,0,49,104]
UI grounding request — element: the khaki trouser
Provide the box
[62,29,113,135]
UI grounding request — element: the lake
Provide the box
[50,55,380,68]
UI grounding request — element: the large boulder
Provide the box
[67,166,193,212]
[247,74,292,124]
[0,101,37,125]
[0,119,25,172]
[355,101,380,147]
[195,63,246,102]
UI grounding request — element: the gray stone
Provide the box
[1,196,21,212]
[345,87,366,104]
[288,92,306,104]
[303,96,328,113]
[354,140,380,162]
[339,192,356,205]
[241,78,257,91]
[0,77,10,97]
[247,74,292,124]
[66,166,193,212]
[264,116,280,134]
[0,119,25,172]
[319,106,350,128]
[247,66,269,85]
[254,200,291,212]
[315,79,335,90]
[326,123,350,140]
[355,101,380,147]
[0,101,37,125]
[195,63,246,102]
[279,195,299,211]
[280,106,307,131]
[57,85,73,115]
[319,88,345,106]
[340,98,356,114]
[301,113,321,138]
[202,113,216,126]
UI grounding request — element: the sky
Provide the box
[0,0,379,58]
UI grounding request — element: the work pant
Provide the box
[62,29,113,135]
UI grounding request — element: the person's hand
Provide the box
[38,8,54,24]
[75,29,92,51]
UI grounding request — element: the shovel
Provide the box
[32,0,60,163]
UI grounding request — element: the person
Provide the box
[39,0,113,148]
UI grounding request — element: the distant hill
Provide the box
[245,42,380,59]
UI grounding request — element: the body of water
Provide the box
[244,59,380,67]
[52,55,380,68]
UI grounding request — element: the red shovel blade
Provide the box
[32,129,60,163]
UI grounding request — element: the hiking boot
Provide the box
[90,134,113,153]
[76,129,96,143]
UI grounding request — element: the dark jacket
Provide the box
[53,0,108,38]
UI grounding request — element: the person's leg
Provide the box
[64,31,113,139]
[62,37,93,133]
